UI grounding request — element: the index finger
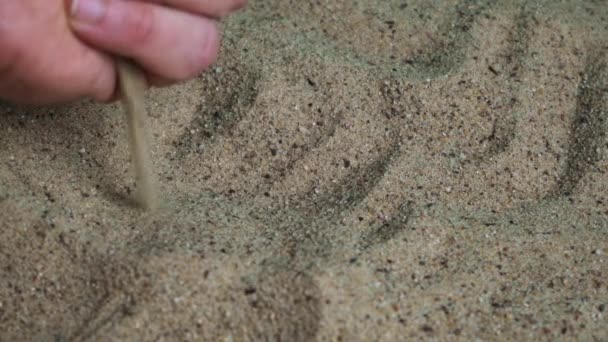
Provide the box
[144,0,247,18]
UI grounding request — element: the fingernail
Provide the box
[70,0,107,24]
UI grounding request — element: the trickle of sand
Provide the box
[116,59,159,210]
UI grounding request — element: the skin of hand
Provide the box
[0,0,246,105]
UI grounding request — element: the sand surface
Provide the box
[1,1,607,340]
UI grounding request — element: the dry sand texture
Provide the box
[1,0,607,340]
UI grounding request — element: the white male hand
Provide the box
[0,0,246,105]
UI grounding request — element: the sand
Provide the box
[1,0,607,340]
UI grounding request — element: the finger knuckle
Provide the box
[177,23,219,80]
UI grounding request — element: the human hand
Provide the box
[0,0,246,105]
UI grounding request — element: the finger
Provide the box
[143,0,247,18]
[69,0,220,82]
[0,52,115,105]
[0,18,115,104]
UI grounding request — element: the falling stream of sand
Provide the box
[116,59,159,210]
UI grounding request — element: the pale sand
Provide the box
[1,1,607,340]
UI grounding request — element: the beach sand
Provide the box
[1,0,607,340]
